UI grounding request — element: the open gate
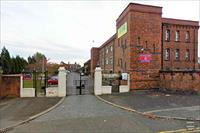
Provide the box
[22,71,48,96]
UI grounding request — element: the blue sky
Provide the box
[1,1,200,65]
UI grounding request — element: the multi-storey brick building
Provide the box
[90,3,199,90]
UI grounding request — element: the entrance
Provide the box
[66,72,93,96]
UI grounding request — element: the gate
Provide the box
[66,72,93,95]
[22,71,48,96]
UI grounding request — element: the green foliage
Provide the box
[0,47,12,74]
[27,52,46,65]
[0,47,28,74]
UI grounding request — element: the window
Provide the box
[165,29,170,41]
[124,39,127,49]
[185,31,190,42]
[106,58,109,65]
[110,57,113,64]
[185,49,190,61]
[102,59,104,65]
[106,48,109,54]
[175,49,180,61]
[110,46,113,52]
[165,48,170,61]
[120,59,123,67]
[175,31,180,42]
[118,59,120,66]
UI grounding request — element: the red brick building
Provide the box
[89,3,199,91]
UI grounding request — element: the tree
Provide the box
[26,52,47,72]
[0,47,12,74]
[11,55,27,74]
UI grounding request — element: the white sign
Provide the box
[122,73,128,80]
[46,87,58,97]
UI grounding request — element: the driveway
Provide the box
[100,90,200,121]
[0,97,61,129]
[9,95,191,133]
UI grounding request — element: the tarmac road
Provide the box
[0,97,61,129]
[9,95,191,133]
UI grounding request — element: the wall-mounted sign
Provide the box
[117,22,127,38]
[122,73,128,80]
[139,54,152,63]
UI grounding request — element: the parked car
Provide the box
[23,74,32,80]
[48,76,58,85]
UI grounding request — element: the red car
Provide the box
[23,74,32,80]
[48,76,58,85]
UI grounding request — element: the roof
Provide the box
[162,18,199,27]
[99,34,116,49]
[116,3,162,23]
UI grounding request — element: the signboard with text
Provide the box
[139,54,152,63]
[122,73,128,80]
[117,22,127,38]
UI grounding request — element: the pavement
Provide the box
[7,95,195,133]
[100,90,200,121]
[0,97,61,129]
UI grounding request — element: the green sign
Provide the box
[117,22,127,38]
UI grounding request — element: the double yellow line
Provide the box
[159,127,200,133]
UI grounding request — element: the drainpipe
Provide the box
[193,29,196,70]
[161,23,164,70]
[113,42,115,72]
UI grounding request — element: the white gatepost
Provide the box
[58,67,67,97]
[94,67,102,95]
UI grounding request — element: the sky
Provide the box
[1,0,200,65]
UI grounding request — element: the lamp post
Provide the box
[0,67,3,75]
[79,70,84,95]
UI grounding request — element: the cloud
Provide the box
[1,1,200,66]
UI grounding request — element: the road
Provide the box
[9,95,190,133]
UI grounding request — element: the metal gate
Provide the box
[66,72,93,95]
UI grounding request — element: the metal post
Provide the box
[79,72,82,95]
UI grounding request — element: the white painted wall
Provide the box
[21,88,35,97]
[102,86,112,94]
[46,87,58,97]
[58,67,67,97]
[119,74,130,93]
[20,75,35,97]
[94,67,102,95]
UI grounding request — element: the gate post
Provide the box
[58,67,67,97]
[94,67,102,95]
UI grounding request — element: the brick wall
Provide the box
[128,4,162,89]
[90,47,100,76]
[0,75,21,97]
[160,70,200,92]
[162,18,199,70]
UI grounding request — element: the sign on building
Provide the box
[139,54,152,63]
[117,22,127,38]
[122,73,128,80]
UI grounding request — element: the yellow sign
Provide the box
[117,22,127,38]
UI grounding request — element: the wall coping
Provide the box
[160,69,200,73]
